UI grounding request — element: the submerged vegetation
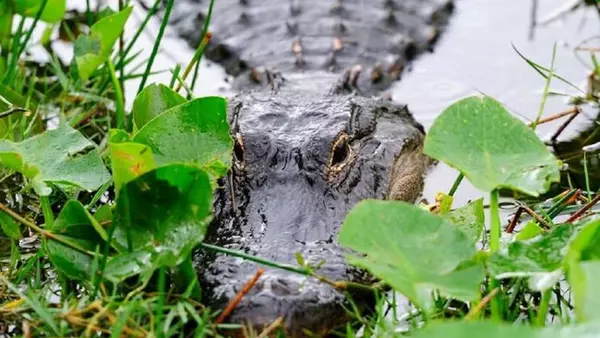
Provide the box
[0,0,599,337]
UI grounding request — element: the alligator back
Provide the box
[172,0,454,91]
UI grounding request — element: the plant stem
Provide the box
[0,203,97,257]
[175,32,212,93]
[536,288,552,326]
[40,195,54,229]
[173,257,202,300]
[490,189,501,252]
[156,266,166,338]
[531,43,557,131]
[448,173,464,196]
[200,243,309,275]
[199,243,376,293]
[489,189,503,321]
[107,60,125,129]
[188,0,215,94]
[116,0,162,70]
[583,152,591,201]
[137,0,174,94]
[169,64,180,89]
[119,0,125,102]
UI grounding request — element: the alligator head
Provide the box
[164,0,455,335]
[192,72,430,336]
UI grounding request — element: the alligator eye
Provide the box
[330,133,350,167]
[233,133,245,163]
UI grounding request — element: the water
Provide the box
[403,0,600,208]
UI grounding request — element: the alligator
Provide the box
[164,0,455,336]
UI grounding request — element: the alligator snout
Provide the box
[222,270,357,337]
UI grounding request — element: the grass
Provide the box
[0,1,599,337]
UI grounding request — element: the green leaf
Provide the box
[13,0,66,23]
[424,96,560,196]
[46,200,107,281]
[443,198,484,244]
[108,128,132,143]
[112,164,213,267]
[0,125,110,196]
[565,219,600,264]
[338,200,484,310]
[411,320,600,338]
[488,224,576,285]
[109,141,156,195]
[569,260,600,322]
[72,6,133,81]
[104,250,152,284]
[516,221,544,241]
[0,210,20,239]
[132,83,187,129]
[134,96,232,178]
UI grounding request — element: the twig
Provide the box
[506,207,524,233]
[527,106,580,127]
[0,203,99,258]
[565,194,600,223]
[465,288,499,320]
[522,205,552,229]
[257,317,284,338]
[575,46,600,52]
[175,32,212,93]
[0,106,28,119]
[215,268,264,324]
[549,107,581,143]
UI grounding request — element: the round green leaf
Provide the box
[0,125,111,196]
[133,96,232,178]
[14,0,66,23]
[133,83,187,129]
[424,95,560,196]
[112,164,213,268]
[72,6,133,81]
[339,200,484,310]
[109,141,156,195]
[46,200,107,281]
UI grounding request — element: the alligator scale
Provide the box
[167,1,455,336]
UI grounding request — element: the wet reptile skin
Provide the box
[165,0,455,335]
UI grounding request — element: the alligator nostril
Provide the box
[269,277,301,296]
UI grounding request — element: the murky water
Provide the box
[407,0,600,208]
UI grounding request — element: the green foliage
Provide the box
[109,140,156,195]
[45,200,106,280]
[0,125,110,195]
[443,197,484,244]
[132,83,186,129]
[424,96,560,196]
[112,164,213,268]
[411,321,600,338]
[570,261,600,322]
[0,210,20,239]
[488,224,575,279]
[339,200,484,310]
[71,6,132,81]
[13,0,66,23]
[133,96,232,179]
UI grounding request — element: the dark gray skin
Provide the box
[165,0,454,335]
